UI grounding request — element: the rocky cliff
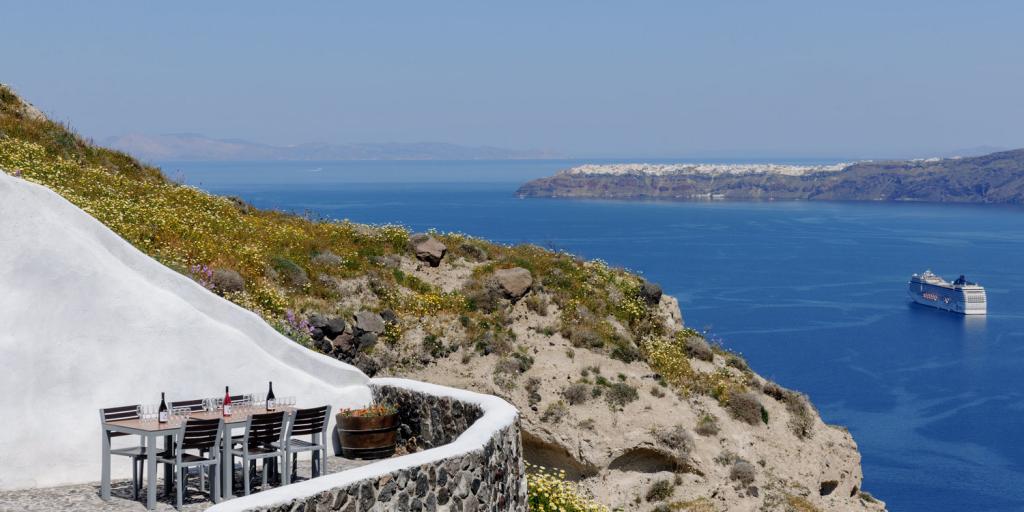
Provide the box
[517,151,1024,204]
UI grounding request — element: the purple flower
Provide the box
[13,169,23,178]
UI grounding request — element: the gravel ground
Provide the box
[0,455,373,511]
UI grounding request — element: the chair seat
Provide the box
[157,451,216,465]
[110,446,147,458]
[232,445,282,456]
[273,438,322,451]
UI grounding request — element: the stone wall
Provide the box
[210,379,526,512]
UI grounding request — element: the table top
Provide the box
[104,407,297,433]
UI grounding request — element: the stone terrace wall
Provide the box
[372,383,485,450]
[207,378,526,512]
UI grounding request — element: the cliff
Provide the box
[0,84,885,511]
[517,152,1024,204]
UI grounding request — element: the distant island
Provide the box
[517,149,1024,204]
[105,132,560,161]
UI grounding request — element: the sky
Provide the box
[3,1,1023,159]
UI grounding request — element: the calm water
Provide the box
[170,160,1024,511]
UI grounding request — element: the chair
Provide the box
[169,399,206,413]
[275,405,332,484]
[158,417,223,509]
[99,405,147,500]
[231,411,286,495]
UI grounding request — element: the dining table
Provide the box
[100,407,296,510]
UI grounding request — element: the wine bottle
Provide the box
[223,386,232,417]
[266,381,276,411]
[158,392,169,423]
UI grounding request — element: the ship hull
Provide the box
[907,282,986,315]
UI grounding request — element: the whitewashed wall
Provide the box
[0,172,371,490]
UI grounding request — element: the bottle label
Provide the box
[224,404,232,416]
[267,399,276,410]
[159,411,169,423]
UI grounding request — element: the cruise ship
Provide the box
[908,270,987,315]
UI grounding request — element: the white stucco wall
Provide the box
[206,377,519,512]
[0,172,371,490]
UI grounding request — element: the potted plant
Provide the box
[336,402,399,459]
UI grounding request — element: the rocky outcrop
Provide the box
[492,267,533,301]
[517,149,1024,204]
[411,234,447,267]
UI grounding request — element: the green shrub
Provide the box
[562,383,591,405]
[541,400,569,424]
[645,479,674,502]
[729,460,756,485]
[684,336,714,362]
[525,377,542,406]
[605,382,639,409]
[695,413,720,436]
[728,392,764,426]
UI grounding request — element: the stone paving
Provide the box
[0,455,372,512]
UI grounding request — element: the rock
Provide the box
[331,333,356,354]
[458,242,488,262]
[357,332,378,351]
[411,234,447,267]
[354,311,385,334]
[381,308,398,324]
[324,317,347,338]
[210,268,244,294]
[308,313,329,330]
[492,267,533,301]
[352,353,379,377]
[640,280,663,305]
[311,250,343,266]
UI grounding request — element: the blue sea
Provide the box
[168,159,1024,512]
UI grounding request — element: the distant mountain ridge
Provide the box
[516,148,1024,204]
[104,133,560,161]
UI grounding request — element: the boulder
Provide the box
[640,280,663,306]
[492,267,533,301]
[353,311,385,334]
[380,308,398,324]
[458,242,488,262]
[356,331,378,351]
[410,234,447,267]
[308,313,329,330]
[324,317,347,338]
[331,333,356,355]
[210,268,244,294]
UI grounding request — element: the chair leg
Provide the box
[243,458,250,496]
[131,459,138,500]
[292,452,298,480]
[211,463,220,504]
[261,459,268,489]
[176,467,184,510]
[200,462,206,493]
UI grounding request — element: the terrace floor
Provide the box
[0,455,373,511]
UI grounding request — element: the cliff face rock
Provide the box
[517,150,1024,204]
[376,253,885,512]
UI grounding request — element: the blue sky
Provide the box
[3,1,1023,158]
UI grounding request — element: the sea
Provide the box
[168,159,1024,512]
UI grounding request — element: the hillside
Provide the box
[0,85,885,511]
[104,132,560,161]
[517,152,1024,204]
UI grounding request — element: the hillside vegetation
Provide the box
[0,85,884,511]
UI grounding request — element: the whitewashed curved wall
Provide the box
[0,172,371,490]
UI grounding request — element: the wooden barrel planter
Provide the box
[337,411,399,459]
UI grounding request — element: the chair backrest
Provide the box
[170,399,205,412]
[289,406,331,436]
[99,405,140,438]
[245,411,286,448]
[178,417,223,452]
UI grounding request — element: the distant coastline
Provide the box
[105,133,560,162]
[517,149,1024,204]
